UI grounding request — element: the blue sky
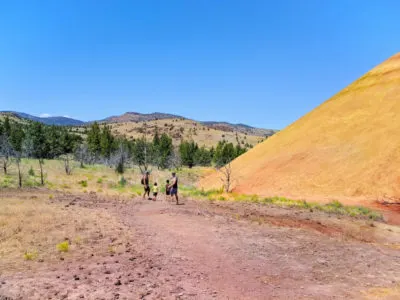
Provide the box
[0,0,399,129]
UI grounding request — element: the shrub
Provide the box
[119,176,127,187]
[328,200,344,209]
[57,241,69,252]
[23,251,37,260]
[28,167,35,176]
[78,180,88,187]
[97,178,103,184]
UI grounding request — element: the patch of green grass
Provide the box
[28,166,35,176]
[1,175,15,188]
[78,180,88,187]
[119,176,127,187]
[97,178,103,184]
[131,184,143,195]
[56,241,69,252]
[23,177,41,187]
[23,251,38,261]
[191,187,383,221]
[180,186,223,199]
[258,197,382,221]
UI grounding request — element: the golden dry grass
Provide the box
[200,53,400,204]
[362,284,400,300]
[107,118,264,148]
[0,191,130,272]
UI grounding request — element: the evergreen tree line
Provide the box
[0,116,83,186]
[0,117,249,187]
[179,140,247,168]
[84,122,248,171]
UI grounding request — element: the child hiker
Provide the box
[152,182,158,201]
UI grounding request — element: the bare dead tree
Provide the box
[74,143,89,168]
[14,154,23,188]
[111,143,131,175]
[60,154,74,175]
[38,158,45,185]
[167,148,182,171]
[0,134,13,175]
[217,162,234,193]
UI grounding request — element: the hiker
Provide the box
[141,171,150,200]
[152,182,158,201]
[165,179,171,201]
[168,172,179,205]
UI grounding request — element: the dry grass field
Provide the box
[106,118,265,148]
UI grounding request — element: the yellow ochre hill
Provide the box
[200,53,400,204]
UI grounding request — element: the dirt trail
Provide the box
[1,192,400,299]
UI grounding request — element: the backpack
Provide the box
[141,178,144,185]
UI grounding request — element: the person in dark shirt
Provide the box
[168,172,179,205]
[165,179,171,201]
[141,171,150,200]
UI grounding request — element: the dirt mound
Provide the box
[200,53,400,203]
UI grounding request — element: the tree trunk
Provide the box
[3,157,8,175]
[17,160,22,188]
[39,159,44,185]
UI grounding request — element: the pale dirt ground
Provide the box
[1,189,400,300]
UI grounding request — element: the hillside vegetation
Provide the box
[0,111,275,149]
[106,118,267,148]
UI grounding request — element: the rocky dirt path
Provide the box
[1,192,400,299]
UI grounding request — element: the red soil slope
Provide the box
[200,53,400,204]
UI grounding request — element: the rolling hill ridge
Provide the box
[0,111,277,137]
[0,111,85,126]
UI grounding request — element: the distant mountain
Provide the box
[100,112,184,123]
[100,112,277,137]
[1,110,277,136]
[0,111,85,126]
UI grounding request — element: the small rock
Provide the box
[115,280,122,286]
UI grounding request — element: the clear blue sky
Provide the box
[0,0,399,129]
